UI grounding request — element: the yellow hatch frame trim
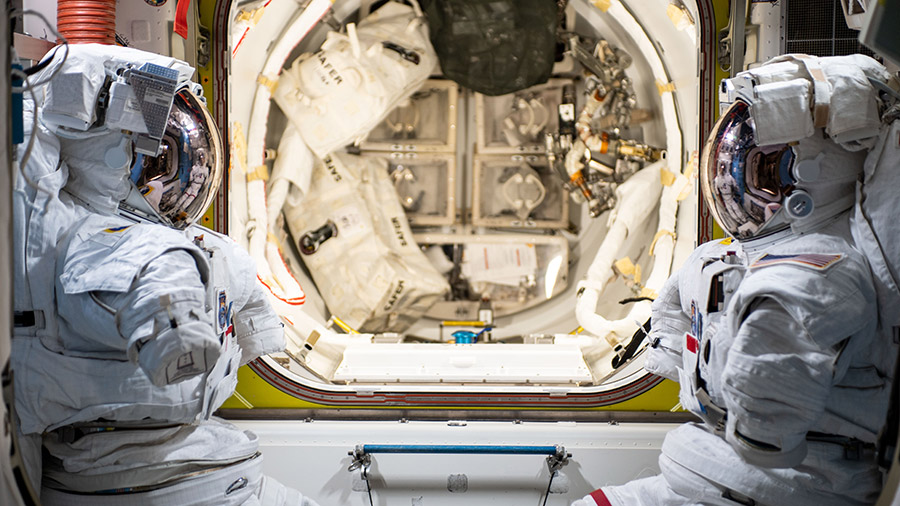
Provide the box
[220,365,683,411]
[202,0,730,412]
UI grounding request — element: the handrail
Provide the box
[360,444,561,455]
[347,443,572,506]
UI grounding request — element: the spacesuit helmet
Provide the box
[699,99,796,240]
[38,44,222,229]
[700,54,892,241]
[128,86,223,230]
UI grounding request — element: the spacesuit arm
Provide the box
[233,279,286,366]
[720,297,837,468]
[643,267,689,382]
[96,248,221,386]
[202,231,286,365]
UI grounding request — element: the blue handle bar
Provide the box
[360,444,560,455]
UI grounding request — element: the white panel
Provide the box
[333,343,593,384]
[235,420,674,505]
[114,0,176,55]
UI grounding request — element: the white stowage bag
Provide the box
[273,1,437,158]
[283,152,449,332]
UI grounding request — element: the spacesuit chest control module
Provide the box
[574,54,900,506]
[12,44,320,505]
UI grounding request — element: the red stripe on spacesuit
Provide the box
[590,489,613,506]
[685,332,699,354]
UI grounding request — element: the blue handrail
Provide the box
[360,444,560,455]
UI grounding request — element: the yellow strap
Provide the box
[230,122,248,174]
[676,181,693,202]
[684,151,697,180]
[639,286,658,300]
[331,316,360,334]
[593,0,611,11]
[660,168,677,186]
[251,6,265,24]
[247,165,269,182]
[614,257,636,276]
[603,332,620,349]
[666,3,693,29]
[675,152,697,201]
[257,74,279,95]
[649,230,676,257]
[656,79,676,95]
[235,7,264,24]
[441,320,487,327]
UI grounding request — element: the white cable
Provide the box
[574,162,664,344]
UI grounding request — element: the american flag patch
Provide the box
[685,333,699,354]
[750,253,843,270]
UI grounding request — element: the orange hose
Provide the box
[57,0,116,45]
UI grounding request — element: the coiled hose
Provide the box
[57,0,116,45]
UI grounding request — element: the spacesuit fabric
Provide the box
[12,99,77,345]
[589,218,885,506]
[26,221,313,504]
[10,44,322,505]
[11,89,83,495]
[55,217,214,366]
[23,223,295,500]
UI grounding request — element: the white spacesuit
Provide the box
[12,44,320,505]
[573,54,898,506]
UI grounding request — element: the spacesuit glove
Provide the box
[642,269,689,382]
[136,319,222,387]
[571,489,612,506]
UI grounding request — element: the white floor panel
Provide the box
[232,419,676,505]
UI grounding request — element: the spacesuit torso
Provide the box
[643,217,889,505]
[13,208,285,497]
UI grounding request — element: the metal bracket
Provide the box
[197,24,211,69]
[348,444,372,473]
[718,0,748,75]
[546,445,571,474]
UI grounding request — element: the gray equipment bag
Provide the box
[421,0,559,96]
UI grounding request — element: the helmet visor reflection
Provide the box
[700,100,794,240]
[129,88,223,230]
